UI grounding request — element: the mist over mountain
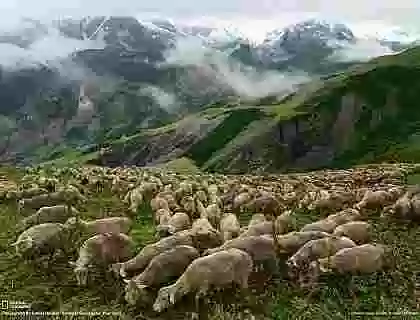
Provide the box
[0,14,418,165]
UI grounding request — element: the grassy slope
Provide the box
[44,46,420,173]
[1,166,420,319]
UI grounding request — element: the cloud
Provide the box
[163,36,311,99]
[140,85,178,111]
[327,39,398,62]
[0,23,105,81]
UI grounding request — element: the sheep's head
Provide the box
[13,237,33,256]
[124,280,147,306]
[153,286,175,313]
[72,264,90,286]
[64,217,79,228]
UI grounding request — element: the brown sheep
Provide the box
[124,245,200,305]
[313,244,390,274]
[153,248,253,313]
[110,230,194,278]
[333,221,372,244]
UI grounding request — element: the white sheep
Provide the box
[153,248,253,313]
[18,205,79,231]
[12,223,68,259]
[333,221,372,244]
[110,231,195,278]
[156,212,191,237]
[70,233,134,286]
[219,213,241,242]
[64,216,132,237]
[204,235,277,273]
[124,245,200,305]
[276,231,331,255]
[312,244,390,274]
[287,236,356,271]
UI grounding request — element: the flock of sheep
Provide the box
[1,163,420,315]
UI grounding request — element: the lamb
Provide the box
[153,248,253,313]
[276,231,331,255]
[64,216,133,237]
[312,244,390,274]
[69,233,135,286]
[333,221,372,244]
[124,245,200,305]
[287,236,356,271]
[219,213,241,242]
[110,231,194,278]
[156,212,191,237]
[18,205,79,231]
[12,223,69,259]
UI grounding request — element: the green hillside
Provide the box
[32,46,420,173]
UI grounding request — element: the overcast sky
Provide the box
[1,0,420,38]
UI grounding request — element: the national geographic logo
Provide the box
[1,300,31,310]
[0,300,8,310]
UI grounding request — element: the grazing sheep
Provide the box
[64,216,132,237]
[12,223,69,259]
[355,190,393,211]
[155,208,172,225]
[300,219,340,234]
[245,195,282,216]
[156,212,191,237]
[126,187,144,213]
[287,236,356,271]
[219,213,241,242]
[151,196,170,213]
[326,208,362,225]
[333,221,372,244]
[240,221,274,238]
[204,235,277,273]
[276,231,330,255]
[18,205,79,231]
[18,190,85,214]
[313,244,390,274]
[69,233,134,286]
[205,203,222,228]
[124,245,200,305]
[190,218,223,251]
[111,231,194,278]
[247,214,266,227]
[153,248,253,313]
[233,192,252,213]
[275,210,294,235]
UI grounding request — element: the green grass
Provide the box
[1,168,420,319]
[186,108,264,167]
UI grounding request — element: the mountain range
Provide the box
[0,16,420,171]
